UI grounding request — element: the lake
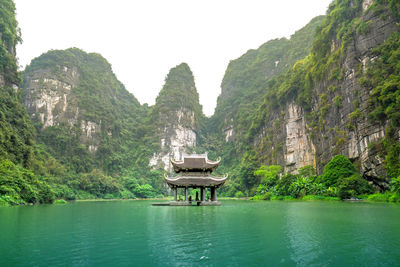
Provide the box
[1,200,400,266]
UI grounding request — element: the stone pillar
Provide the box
[185,187,188,201]
[174,188,177,201]
[201,187,205,201]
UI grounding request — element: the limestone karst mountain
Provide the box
[22,48,149,175]
[149,63,205,171]
[2,0,400,204]
[205,0,400,193]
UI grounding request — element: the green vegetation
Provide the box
[151,63,204,130]
[251,155,374,201]
[53,199,67,204]
[319,155,356,186]
[209,0,400,198]
[0,160,54,205]
[0,0,20,84]
[13,48,167,205]
[202,16,326,197]
[361,31,400,178]
[23,48,153,177]
[2,0,400,205]
[0,0,35,169]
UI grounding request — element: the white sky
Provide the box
[15,0,332,116]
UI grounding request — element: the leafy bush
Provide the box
[298,165,316,178]
[288,177,327,198]
[390,176,400,194]
[52,184,76,200]
[0,160,55,204]
[234,191,245,198]
[75,169,121,197]
[302,195,326,201]
[320,155,356,186]
[119,189,135,199]
[133,184,155,198]
[367,192,392,202]
[256,192,273,200]
[254,165,282,187]
[337,174,374,199]
[275,173,298,196]
[53,199,67,204]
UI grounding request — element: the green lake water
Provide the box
[1,200,400,266]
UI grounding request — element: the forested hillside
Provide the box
[0,0,34,166]
[204,0,400,198]
[23,48,151,176]
[0,0,57,205]
[201,15,327,195]
[1,0,400,205]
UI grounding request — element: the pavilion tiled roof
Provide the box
[170,153,220,172]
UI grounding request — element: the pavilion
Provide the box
[164,153,227,206]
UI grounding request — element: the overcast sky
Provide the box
[15,0,332,116]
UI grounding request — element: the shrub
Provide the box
[250,192,273,200]
[302,195,326,200]
[320,155,356,186]
[390,176,400,194]
[325,186,338,197]
[337,174,374,199]
[0,160,56,204]
[333,95,343,107]
[234,191,245,198]
[275,173,297,195]
[367,193,391,202]
[254,165,282,187]
[120,189,135,199]
[298,165,316,177]
[52,184,76,200]
[53,199,67,204]
[133,184,155,198]
[77,169,121,197]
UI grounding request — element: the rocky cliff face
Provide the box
[23,65,106,153]
[310,0,399,184]
[149,63,204,171]
[23,66,80,129]
[23,52,104,153]
[249,0,399,187]
[22,48,146,174]
[213,16,325,143]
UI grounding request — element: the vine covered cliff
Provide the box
[206,0,400,194]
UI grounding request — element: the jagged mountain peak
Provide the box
[153,62,203,129]
[21,48,146,174]
[149,63,205,170]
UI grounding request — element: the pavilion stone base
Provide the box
[199,201,221,206]
[169,201,221,206]
[169,201,191,206]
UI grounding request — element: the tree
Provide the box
[133,184,155,198]
[254,165,282,187]
[320,155,356,186]
[337,174,373,199]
